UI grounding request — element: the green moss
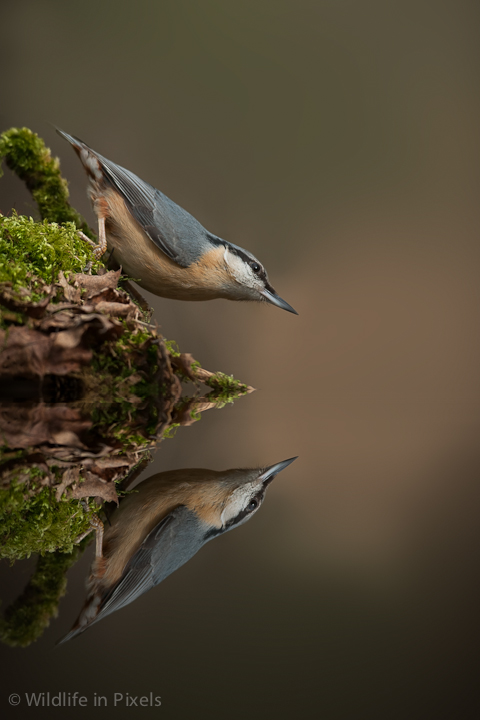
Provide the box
[88,401,156,450]
[0,546,85,647]
[205,370,246,391]
[164,339,181,358]
[0,472,94,561]
[162,423,180,439]
[0,307,25,329]
[84,322,166,449]
[0,127,94,237]
[0,125,256,647]
[0,448,28,466]
[0,212,100,297]
[203,371,249,406]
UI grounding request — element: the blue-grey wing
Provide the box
[95,506,206,624]
[96,153,208,268]
[57,129,208,267]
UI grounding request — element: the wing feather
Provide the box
[91,506,205,625]
[58,130,220,268]
[95,154,209,267]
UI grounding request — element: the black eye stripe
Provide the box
[211,237,266,277]
[204,493,265,538]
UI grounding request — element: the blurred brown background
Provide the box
[2,0,480,718]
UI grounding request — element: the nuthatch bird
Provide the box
[59,457,297,643]
[57,129,297,314]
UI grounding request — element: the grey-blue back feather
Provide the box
[57,129,212,268]
[92,506,209,625]
[97,156,212,267]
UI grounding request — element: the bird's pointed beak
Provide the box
[259,456,298,487]
[260,288,298,315]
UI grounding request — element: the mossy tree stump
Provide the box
[0,127,253,646]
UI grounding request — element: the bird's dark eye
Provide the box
[250,262,261,274]
[247,498,259,512]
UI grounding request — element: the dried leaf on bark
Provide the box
[0,284,54,319]
[69,472,118,504]
[55,467,80,501]
[74,269,122,298]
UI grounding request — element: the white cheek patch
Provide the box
[224,248,244,281]
[220,481,261,526]
[224,250,258,290]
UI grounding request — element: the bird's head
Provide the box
[209,237,298,314]
[200,457,298,537]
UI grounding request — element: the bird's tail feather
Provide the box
[56,128,103,182]
[56,590,103,645]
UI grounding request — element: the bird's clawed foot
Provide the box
[94,216,107,259]
[77,230,97,248]
[76,217,107,267]
[75,500,104,558]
